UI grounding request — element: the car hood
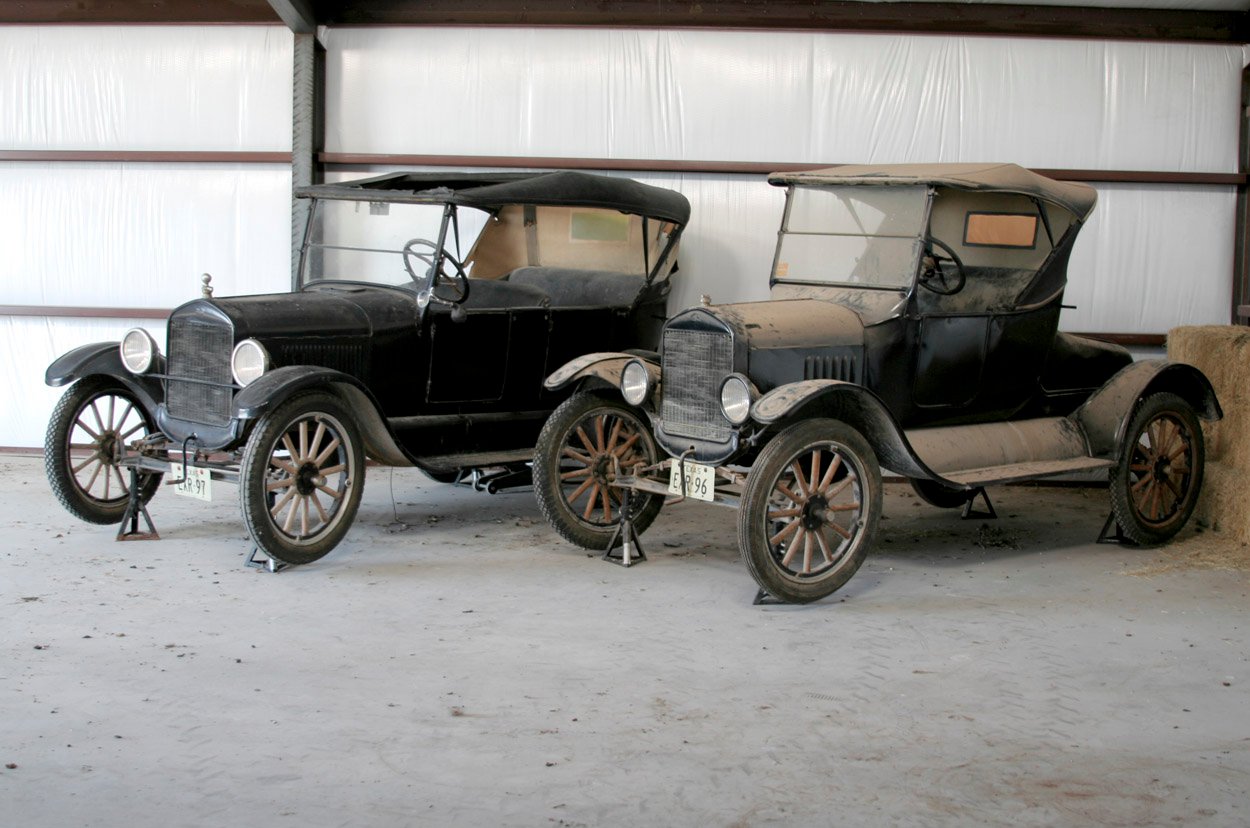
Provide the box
[690,299,865,350]
[180,285,414,341]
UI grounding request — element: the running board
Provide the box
[939,456,1113,488]
[419,448,534,473]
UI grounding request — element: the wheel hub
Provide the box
[295,462,322,495]
[96,431,119,462]
[802,495,828,530]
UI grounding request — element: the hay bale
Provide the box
[1194,461,1250,544]
[1168,327,1250,542]
[1168,325,1250,407]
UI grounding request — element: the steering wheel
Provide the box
[918,237,967,296]
[402,238,470,303]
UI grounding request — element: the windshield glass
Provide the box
[302,199,491,287]
[773,185,929,289]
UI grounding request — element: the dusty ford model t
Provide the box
[534,163,1221,603]
[44,171,688,566]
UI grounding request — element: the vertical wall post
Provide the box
[1234,66,1250,324]
[291,31,325,290]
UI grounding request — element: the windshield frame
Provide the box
[297,196,685,292]
[769,183,934,292]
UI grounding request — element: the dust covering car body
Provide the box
[535,163,1221,603]
[44,170,689,566]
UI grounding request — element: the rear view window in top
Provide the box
[571,211,630,242]
[964,212,1038,249]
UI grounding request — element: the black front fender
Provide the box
[45,341,165,413]
[232,366,412,467]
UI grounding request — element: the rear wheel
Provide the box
[239,392,365,565]
[45,377,162,524]
[533,392,662,549]
[738,419,881,603]
[1109,392,1204,545]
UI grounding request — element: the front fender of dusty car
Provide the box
[544,352,653,394]
[751,380,934,479]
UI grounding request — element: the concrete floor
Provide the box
[2,452,1248,827]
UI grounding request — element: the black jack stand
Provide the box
[961,487,997,520]
[116,465,159,541]
[603,488,647,567]
[245,547,289,573]
[1096,512,1137,546]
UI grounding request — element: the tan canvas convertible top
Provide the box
[768,163,1097,221]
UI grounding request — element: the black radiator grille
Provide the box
[661,328,733,442]
[166,317,234,426]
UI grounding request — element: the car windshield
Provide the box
[302,198,679,287]
[772,184,928,290]
[301,199,490,287]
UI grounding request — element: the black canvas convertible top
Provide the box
[768,163,1097,221]
[297,171,691,226]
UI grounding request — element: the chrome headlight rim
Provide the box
[620,358,652,407]
[230,339,270,388]
[719,373,754,426]
[119,328,159,375]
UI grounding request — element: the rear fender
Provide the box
[752,380,939,481]
[1074,360,1222,460]
[233,366,411,466]
[45,341,165,413]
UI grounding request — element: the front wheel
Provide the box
[45,377,162,525]
[1109,392,1204,545]
[239,392,365,566]
[738,419,882,603]
[533,392,663,549]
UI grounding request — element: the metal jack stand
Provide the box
[245,547,289,573]
[603,487,647,567]
[1096,513,1137,546]
[116,465,159,541]
[753,588,783,606]
[961,487,997,520]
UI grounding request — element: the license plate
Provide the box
[668,460,715,502]
[170,462,212,501]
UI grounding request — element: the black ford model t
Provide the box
[535,163,1221,603]
[44,171,688,566]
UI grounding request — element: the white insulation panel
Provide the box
[0,26,293,151]
[327,28,1243,173]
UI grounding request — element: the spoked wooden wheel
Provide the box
[240,392,364,565]
[45,377,162,524]
[1110,392,1204,545]
[533,391,662,549]
[738,419,881,603]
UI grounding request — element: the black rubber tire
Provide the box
[45,376,162,525]
[1109,392,1204,546]
[239,392,365,566]
[908,477,974,509]
[738,419,882,604]
[533,391,663,550]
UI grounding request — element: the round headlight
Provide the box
[231,339,270,387]
[620,359,652,406]
[719,374,753,425]
[119,328,158,374]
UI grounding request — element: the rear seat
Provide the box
[506,267,645,308]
